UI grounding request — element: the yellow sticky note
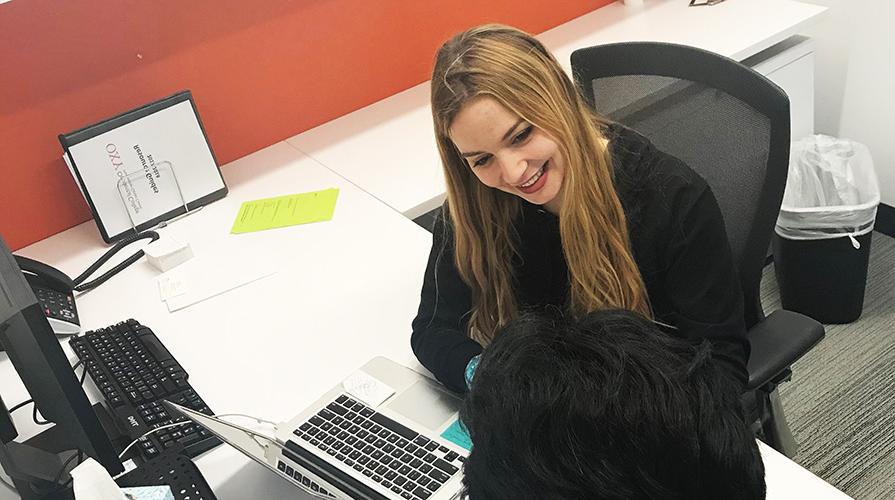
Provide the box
[230,188,339,234]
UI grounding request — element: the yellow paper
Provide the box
[230,188,339,234]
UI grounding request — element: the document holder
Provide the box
[115,159,198,232]
[60,90,228,243]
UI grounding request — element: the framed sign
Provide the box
[59,91,228,243]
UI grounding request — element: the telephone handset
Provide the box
[13,231,160,337]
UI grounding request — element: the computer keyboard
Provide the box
[287,394,465,500]
[70,319,221,461]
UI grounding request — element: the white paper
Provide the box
[160,257,276,312]
[71,457,128,500]
[67,100,224,237]
[342,371,396,407]
[157,275,188,301]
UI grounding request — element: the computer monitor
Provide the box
[0,235,123,499]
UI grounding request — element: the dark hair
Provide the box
[460,309,765,500]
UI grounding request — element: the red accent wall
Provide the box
[0,0,613,250]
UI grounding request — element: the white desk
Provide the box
[2,143,432,498]
[286,0,827,220]
[2,140,851,499]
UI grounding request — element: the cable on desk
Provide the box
[8,361,87,418]
[215,413,279,427]
[117,421,193,461]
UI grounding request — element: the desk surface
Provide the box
[3,140,851,499]
[286,0,827,220]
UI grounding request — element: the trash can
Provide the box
[773,135,879,324]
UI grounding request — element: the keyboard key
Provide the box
[433,458,458,475]
[318,409,336,420]
[428,468,450,484]
[444,451,459,462]
[413,486,432,499]
[327,403,347,416]
[370,413,418,441]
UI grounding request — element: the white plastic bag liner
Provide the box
[776,135,879,248]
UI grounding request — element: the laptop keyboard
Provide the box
[291,394,465,500]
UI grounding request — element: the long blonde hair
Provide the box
[431,24,650,344]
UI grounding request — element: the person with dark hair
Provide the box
[460,310,765,500]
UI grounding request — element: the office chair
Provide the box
[571,42,824,457]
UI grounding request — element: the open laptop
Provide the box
[165,356,468,500]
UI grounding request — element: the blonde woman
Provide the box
[411,24,748,393]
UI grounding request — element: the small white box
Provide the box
[144,236,193,272]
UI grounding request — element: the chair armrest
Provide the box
[746,310,825,391]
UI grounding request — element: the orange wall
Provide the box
[0,0,612,250]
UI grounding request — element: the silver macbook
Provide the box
[166,356,468,500]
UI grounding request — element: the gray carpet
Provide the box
[761,231,895,500]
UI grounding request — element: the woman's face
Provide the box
[450,96,565,214]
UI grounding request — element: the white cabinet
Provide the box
[745,36,816,142]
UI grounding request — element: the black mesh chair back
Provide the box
[571,42,791,329]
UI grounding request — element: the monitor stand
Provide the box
[0,402,126,500]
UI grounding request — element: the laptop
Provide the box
[165,356,468,500]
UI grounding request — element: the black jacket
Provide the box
[411,124,749,393]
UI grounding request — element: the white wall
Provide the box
[801,0,895,206]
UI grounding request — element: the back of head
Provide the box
[460,310,765,500]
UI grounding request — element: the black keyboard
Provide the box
[70,319,221,461]
[286,394,465,500]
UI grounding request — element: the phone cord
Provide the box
[72,231,160,292]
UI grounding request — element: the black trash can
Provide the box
[774,135,879,324]
[772,231,872,324]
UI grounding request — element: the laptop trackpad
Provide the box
[385,380,460,431]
